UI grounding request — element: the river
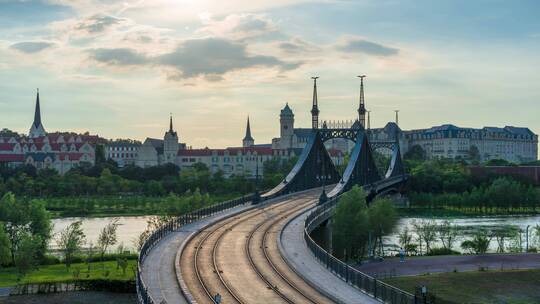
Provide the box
[385,215,540,254]
[50,214,540,253]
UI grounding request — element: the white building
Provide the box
[404,124,538,162]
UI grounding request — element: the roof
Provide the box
[383,122,401,135]
[178,146,274,157]
[56,152,84,161]
[504,126,534,136]
[0,143,17,151]
[0,154,25,162]
[144,138,164,148]
[26,152,56,162]
[293,128,313,139]
[280,103,294,116]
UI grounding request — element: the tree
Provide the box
[332,186,370,261]
[97,219,119,267]
[437,220,458,250]
[467,145,480,163]
[0,193,51,264]
[0,224,11,265]
[398,226,414,254]
[412,220,437,254]
[368,197,398,256]
[493,226,519,253]
[14,233,41,276]
[404,145,426,161]
[461,230,492,254]
[57,221,86,269]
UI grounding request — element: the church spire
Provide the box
[29,88,46,138]
[357,75,367,128]
[311,76,320,129]
[243,116,254,147]
[34,88,42,128]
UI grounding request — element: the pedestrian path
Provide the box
[357,253,540,277]
[279,206,381,304]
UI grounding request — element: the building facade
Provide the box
[404,124,538,162]
[0,91,97,174]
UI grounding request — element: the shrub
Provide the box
[427,247,460,256]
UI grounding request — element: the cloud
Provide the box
[158,38,300,79]
[10,41,55,53]
[87,37,301,80]
[75,14,125,33]
[197,14,278,40]
[89,48,150,65]
[278,37,320,54]
[338,38,399,56]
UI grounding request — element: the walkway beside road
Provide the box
[357,253,540,277]
[280,204,381,304]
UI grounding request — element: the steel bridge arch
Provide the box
[262,127,408,202]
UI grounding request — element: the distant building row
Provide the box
[0,91,97,174]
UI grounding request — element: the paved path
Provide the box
[280,205,380,304]
[140,203,254,304]
[357,253,540,277]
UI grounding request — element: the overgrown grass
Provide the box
[384,269,540,304]
[0,260,136,287]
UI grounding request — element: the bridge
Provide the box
[136,78,411,304]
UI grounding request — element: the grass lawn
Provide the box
[0,260,136,287]
[384,269,540,304]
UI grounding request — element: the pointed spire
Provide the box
[34,88,42,128]
[169,113,173,132]
[357,75,367,128]
[311,76,320,129]
[243,116,254,147]
[244,116,253,140]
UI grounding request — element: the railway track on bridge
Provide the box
[180,191,333,304]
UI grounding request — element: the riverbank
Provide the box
[384,268,540,304]
[399,207,540,218]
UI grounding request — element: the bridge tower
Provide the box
[311,76,320,129]
[357,75,367,128]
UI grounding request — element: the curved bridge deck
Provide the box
[140,203,253,304]
[179,190,333,303]
[280,204,380,304]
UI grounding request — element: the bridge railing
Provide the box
[136,193,256,304]
[304,196,421,304]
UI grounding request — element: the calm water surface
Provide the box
[50,214,540,253]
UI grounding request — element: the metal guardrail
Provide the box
[136,194,256,304]
[304,196,424,304]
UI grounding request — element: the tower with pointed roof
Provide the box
[242,116,255,147]
[311,76,320,129]
[29,89,47,138]
[357,75,367,128]
[163,114,179,163]
[279,103,295,149]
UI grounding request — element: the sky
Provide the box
[0,0,539,148]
